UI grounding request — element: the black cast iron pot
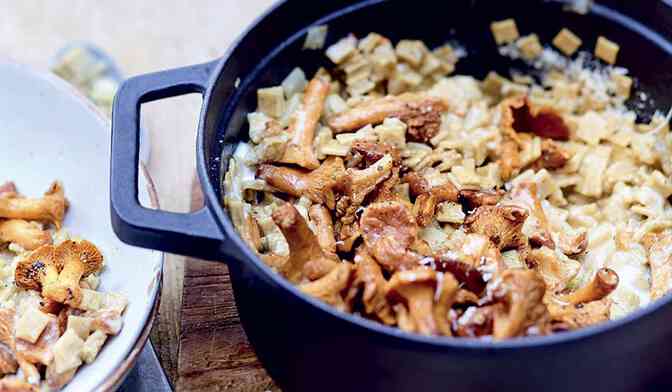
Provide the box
[111,1,672,390]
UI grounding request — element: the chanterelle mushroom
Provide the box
[258,156,347,210]
[463,205,528,252]
[328,93,447,142]
[345,140,401,169]
[505,182,555,249]
[386,268,438,335]
[497,97,570,179]
[360,201,422,271]
[531,139,570,171]
[15,245,61,292]
[0,182,67,229]
[0,220,51,251]
[557,268,619,305]
[433,272,459,336]
[345,247,395,325]
[501,96,570,141]
[42,240,104,307]
[272,203,337,283]
[487,269,549,339]
[279,77,330,169]
[403,172,459,226]
[458,189,505,213]
[299,263,353,312]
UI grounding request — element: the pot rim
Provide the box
[196,0,672,351]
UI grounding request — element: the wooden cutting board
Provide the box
[176,177,278,391]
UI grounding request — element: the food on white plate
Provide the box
[224,21,672,340]
[0,181,127,389]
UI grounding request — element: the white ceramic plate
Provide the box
[0,60,162,391]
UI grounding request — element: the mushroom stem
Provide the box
[0,182,67,228]
[279,77,330,169]
[558,268,619,305]
[0,220,51,251]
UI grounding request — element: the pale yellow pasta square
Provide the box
[257,86,285,118]
[395,40,428,67]
[595,36,620,64]
[517,34,543,60]
[553,28,582,56]
[490,19,519,45]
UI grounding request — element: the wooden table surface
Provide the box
[1,1,276,390]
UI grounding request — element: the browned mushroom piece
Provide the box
[501,96,570,141]
[454,289,480,305]
[488,269,549,339]
[328,93,447,142]
[531,139,571,171]
[299,263,353,312]
[458,189,505,212]
[506,182,555,249]
[369,166,403,204]
[346,154,395,209]
[403,172,431,197]
[526,247,580,293]
[334,221,361,253]
[463,205,528,252]
[278,77,330,169]
[557,268,619,305]
[498,135,522,181]
[403,172,459,226]
[334,154,396,249]
[648,234,672,300]
[15,245,61,292]
[0,182,67,229]
[345,247,395,325]
[548,297,612,329]
[272,203,338,283]
[436,256,486,295]
[258,156,348,210]
[308,204,338,258]
[386,268,438,335]
[558,231,588,256]
[0,376,38,392]
[433,273,459,336]
[459,234,507,282]
[345,140,401,169]
[0,220,51,251]
[454,305,500,337]
[0,309,17,376]
[43,240,104,307]
[15,315,59,366]
[360,201,422,271]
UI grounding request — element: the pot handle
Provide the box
[111,61,227,261]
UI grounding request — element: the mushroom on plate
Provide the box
[0,220,51,251]
[42,240,104,307]
[0,182,67,229]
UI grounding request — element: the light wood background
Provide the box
[0,0,274,388]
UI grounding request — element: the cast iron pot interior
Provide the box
[111,1,672,391]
